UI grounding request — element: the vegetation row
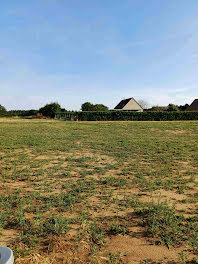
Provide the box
[56,110,198,121]
[0,101,194,120]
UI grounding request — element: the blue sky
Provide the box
[0,0,198,110]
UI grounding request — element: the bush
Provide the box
[55,111,198,121]
[39,102,61,118]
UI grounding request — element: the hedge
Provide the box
[55,111,198,121]
[0,112,11,117]
[0,110,38,118]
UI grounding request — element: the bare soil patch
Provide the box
[103,235,185,264]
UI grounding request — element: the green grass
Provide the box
[0,119,197,263]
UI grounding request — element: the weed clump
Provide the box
[108,220,128,235]
[186,217,198,254]
[140,200,184,247]
[16,216,70,249]
[78,220,105,247]
[42,216,70,236]
[89,221,105,246]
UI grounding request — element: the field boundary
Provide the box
[55,111,198,121]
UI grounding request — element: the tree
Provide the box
[39,102,61,118]
[81,102,109,111]
[0,104,7,113]
[94,104,108,111]
[167,104,179,112]
[81,102,95,111]
[137,99,150,109]
[178,104,189,111]
[149,106,161,111]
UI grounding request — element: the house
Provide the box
[114,97,143,112]
[187,99,198,111]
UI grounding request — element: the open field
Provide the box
[0,119,197,264]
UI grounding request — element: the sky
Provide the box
[0,0,198,110]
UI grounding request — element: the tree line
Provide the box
[0,101,191,118]
[0,102,109,118]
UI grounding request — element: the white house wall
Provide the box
[122,99,143,112]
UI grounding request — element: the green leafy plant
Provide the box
[140,200,184,247]
[89,221,105,246]
[42,216,70,236]
[108,220,128,235]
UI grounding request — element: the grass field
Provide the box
[0,119,197,264]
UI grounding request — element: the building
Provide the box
[114,98,143,112]
[187,99,198,111]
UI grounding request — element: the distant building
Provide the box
[114,98,143,112]
[187,99,198,111]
